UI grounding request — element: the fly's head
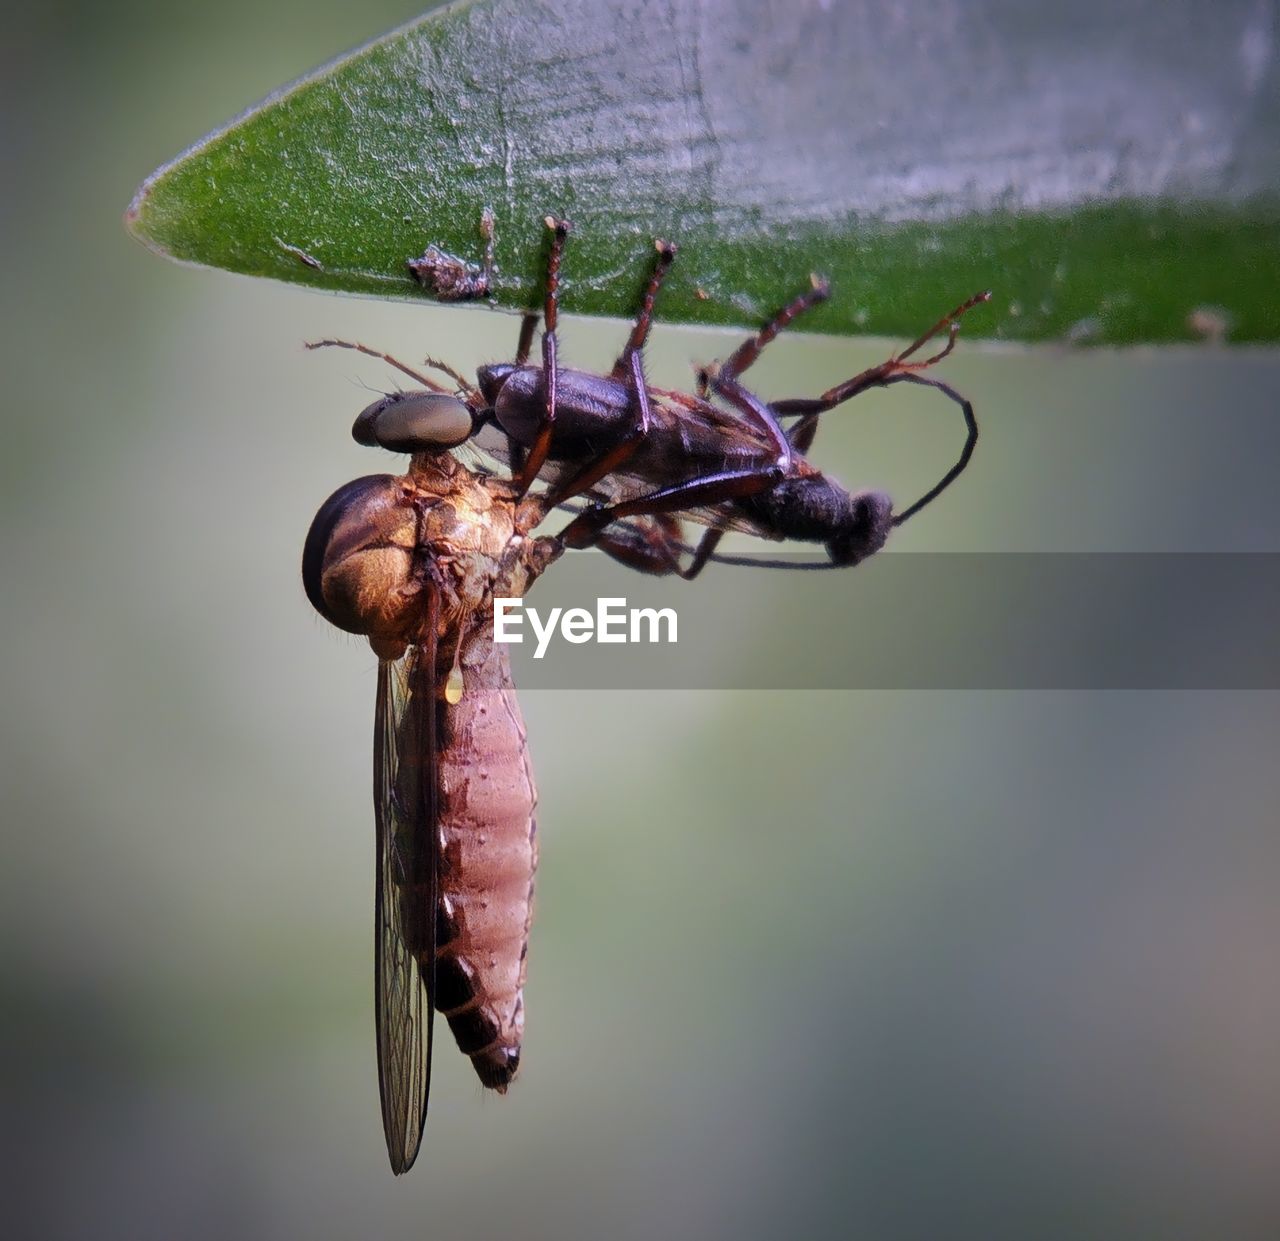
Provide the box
[302,474,424,661]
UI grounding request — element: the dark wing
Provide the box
[468,388,788,542]
[373,585,440,1175]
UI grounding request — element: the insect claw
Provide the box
[895,290,991,366]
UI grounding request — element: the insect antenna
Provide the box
[420,355,479,397]
[306,339,450,392]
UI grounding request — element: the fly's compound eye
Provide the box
[302,473,419,657]
[352,391,475,453]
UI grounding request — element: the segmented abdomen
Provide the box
[432,636,536,1090]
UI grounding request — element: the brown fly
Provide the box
[304,217,986,1174]
[304,453,564,1172]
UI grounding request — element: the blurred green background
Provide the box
[3,3,1278,1238]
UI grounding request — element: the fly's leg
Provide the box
[591,514,685,575]
[515,216,571,495]
[420,355,480,402]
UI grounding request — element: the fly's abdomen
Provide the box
[433,638,537,1091]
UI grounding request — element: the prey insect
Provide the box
[318,217,988,578]
[304,217,986,1174]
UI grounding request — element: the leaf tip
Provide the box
[122,173,171,258]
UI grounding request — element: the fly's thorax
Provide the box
[430,529,561,712]
[496,534,564,605]
[303,457,563,662]
[433,531,563,644]
[468,473,564,597]
[408,458,521,558]
[516,533,564,585]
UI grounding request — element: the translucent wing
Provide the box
[373,586,440,1175]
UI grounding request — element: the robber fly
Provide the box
[304,454,563,1173]
[304,217,985,1174]
[302,218,719,1174]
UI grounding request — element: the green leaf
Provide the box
[126,0,1280,344]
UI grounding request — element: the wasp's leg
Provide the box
[558,357,792,550]
[514,312,539,366]
[515,217,571,495]
[766,291,989,518]
[558,460,779,553]
[545,349,653,506]
[713,275,831,386]
[545,240,681,506]
[772,290,990,420]
[590,514,726,582]
[610,240,677,379]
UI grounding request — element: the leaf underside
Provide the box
[127,0,1280,345]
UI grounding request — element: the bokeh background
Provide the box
[3,2,1278,1237]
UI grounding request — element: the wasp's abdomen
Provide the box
[433,639,537,1090]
